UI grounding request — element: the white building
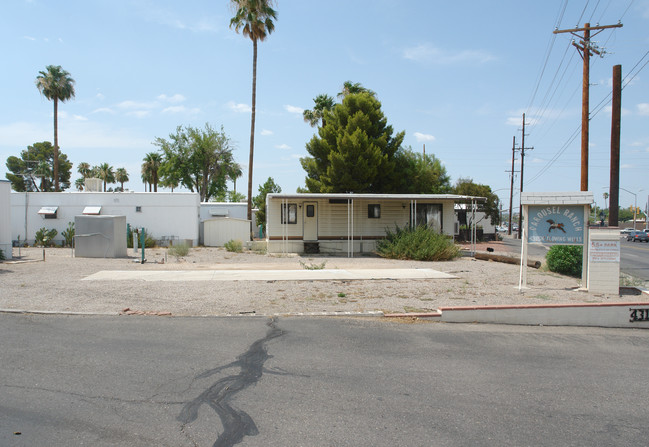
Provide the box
[10,191,200,246]
[0,180,12,259]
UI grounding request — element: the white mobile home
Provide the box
[11,191,200,246]
[266,193,484,255]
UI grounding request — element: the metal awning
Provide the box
[37,206,58,215]
[82,206,102,215]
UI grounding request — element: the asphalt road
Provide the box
[2,314,648,446]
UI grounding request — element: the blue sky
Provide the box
[2,0,649,212]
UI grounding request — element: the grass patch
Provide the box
[167,243,190,258]
[224,239,243,253]
[299,260,327,270]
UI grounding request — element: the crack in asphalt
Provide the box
[177,318,285,447]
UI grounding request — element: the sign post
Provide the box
[521,192,593,290]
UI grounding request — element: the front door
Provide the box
[303,202,318,241]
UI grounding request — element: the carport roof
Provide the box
[267,193,486,203]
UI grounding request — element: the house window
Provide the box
[306,204,315,218]
[368,204,381,218]
[411,203,443,232]
[136,206,142,213]
[281,203,297,224]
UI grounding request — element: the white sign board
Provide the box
[589,239,620,263]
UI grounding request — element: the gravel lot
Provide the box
[1,242,645,316]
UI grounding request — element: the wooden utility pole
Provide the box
[518,114,533,240]
[609,64,622,227]
[507,136,517,236]
[554,22,623,191]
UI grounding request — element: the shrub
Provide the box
[224,239,243,253]
[35,228,58,247]
[376,225,461,261]
[168,243,190,258]
[545,245,583,277]
[61,222,75,247]
[0,248,5,261]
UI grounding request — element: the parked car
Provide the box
[620,228,634,235]
[626,230,649,242]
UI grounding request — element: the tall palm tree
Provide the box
[303,94,335,128]
[35,65,75,192]
[230,0,277,222]
[141,152,161,192]
[115,167,129,191]
[337,80,375,99]
[227,162,243,194]
[77,162,91,178]
[96,163,115,192]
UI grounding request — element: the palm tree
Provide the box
[227,162,243,194]
[115,167,129,191]
[77,162,91,178]
[35,65,75,192]
[303,94,335,128]
[230,0,278,222]
[141,152,161,192]
[96,163,115,192]
[337,80,375,99]
[75,177,85,191]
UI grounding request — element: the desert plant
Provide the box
[299,260,327,270]
[61,222,75,247]
[168,243,190,258]
[546,245,583,277]
[224,239,243,253]
[35,227,58,247]
[0,248,5,261]
[376,225,460,261]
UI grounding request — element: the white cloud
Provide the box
[275,144,291,150]
[117,100,157,110]
[23,36,36,41]
[403,43,495,65]
[73,115,88,121]
[637,103,649,116]
[227,101,251,113]
[96,93,105,100]
[162,105,200,114]
[284,104,304,115]
[91,107,115,114]
[126,110,150,118]
[158,93,186,103]
[260,129,273,136]
[414,132,435,142]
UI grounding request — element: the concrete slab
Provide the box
[82,268,458,282]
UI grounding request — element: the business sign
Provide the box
[589,239,620,263]
[527,205,585,245]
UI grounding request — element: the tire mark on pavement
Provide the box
[178,318,285,447]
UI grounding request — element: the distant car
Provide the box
[621,228,634,235]
[626,230,649,242]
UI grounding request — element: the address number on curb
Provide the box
[629,308,649,323]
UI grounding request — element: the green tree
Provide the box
[252,177,281,230]
[227,162,243,194]
[5,141,72,191]
[74,177,85,191]
[301,92,404,193]
[141,153,161,192]
[453,178,500,225]
[230,0,278,222]
[115,167,129,191]
[77,162,91,178]
[155,124,235,202]
[96,163,115,192]
[35,65,75,192]
[303,94,335,128]
[392,147,451,194]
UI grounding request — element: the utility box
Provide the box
[74,215,127,258]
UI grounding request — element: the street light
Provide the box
[604,187,644,230]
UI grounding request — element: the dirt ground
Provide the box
[1,241,646,316]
